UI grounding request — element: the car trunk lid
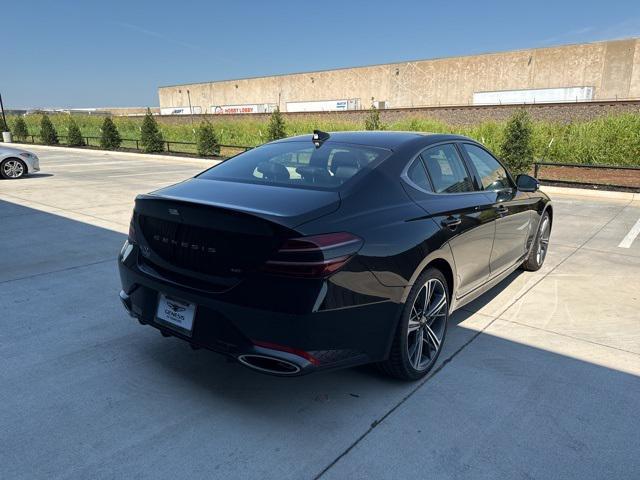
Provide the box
[133,178,340,290]
[150,178,340,228]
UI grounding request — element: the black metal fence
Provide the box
[13,134,252,158]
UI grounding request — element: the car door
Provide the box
[402,143,497,298]
[460,143,532,277]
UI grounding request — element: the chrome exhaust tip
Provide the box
[238,354,302,375]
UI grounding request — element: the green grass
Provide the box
[6,112,640,166]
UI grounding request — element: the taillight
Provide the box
[127,212,137,244]
[262,232,363,278]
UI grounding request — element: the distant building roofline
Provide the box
[158,36,639,90]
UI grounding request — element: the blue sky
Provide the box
[3,0,639,108]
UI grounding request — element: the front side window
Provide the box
[462,144,511,191]
[421,144,475,194]
[198,141,391,190]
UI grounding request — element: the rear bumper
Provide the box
[118,244,402,375]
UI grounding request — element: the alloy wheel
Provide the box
[406,278,448,371]
[536,217,550,265]
[3,160,25,178]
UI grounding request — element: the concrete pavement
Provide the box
[1,146,639,479]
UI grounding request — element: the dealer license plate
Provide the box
[156,294,196,336]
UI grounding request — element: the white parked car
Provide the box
[0,145,40,179]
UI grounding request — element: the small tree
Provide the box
[40,114,59,145]
[100,117,121,150]
[500,109,534,174]
[266,108,286,141]
[364,106,384,131]
[66,116,84,146]
[12,117,29,140]
[196,121,220,156]
[140,108,164,153]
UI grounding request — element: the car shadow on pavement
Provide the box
[24,173,55,179]
[1,173,55,180]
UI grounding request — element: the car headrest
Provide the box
[296,165,332,182]
[330,152,361,174]
[256,162,290,181]
[333,166,359,179]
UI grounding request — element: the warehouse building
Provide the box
[158,38,640,115]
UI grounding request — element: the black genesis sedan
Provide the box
[118,131,552,380]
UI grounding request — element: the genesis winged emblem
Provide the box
[166,301,186,313]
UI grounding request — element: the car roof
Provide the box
[272,131,473,150]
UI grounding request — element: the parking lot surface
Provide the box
[1,146,639,479]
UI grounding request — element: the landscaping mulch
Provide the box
[536,164,640,192]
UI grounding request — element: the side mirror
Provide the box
[516,174,540,192]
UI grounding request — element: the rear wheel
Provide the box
[1,158,27,179]
[522,212,551,271]
[380,268,449,381]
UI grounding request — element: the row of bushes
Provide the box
[4,109,640,168]
[6,110,223,157]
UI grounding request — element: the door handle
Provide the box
[441,216,462,230]
[495,205,509,215]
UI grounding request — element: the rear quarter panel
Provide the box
[297,167,451,293]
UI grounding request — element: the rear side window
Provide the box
[198,141,391,190]
[462,144,512,191]
[421,144,475,193]
[405,157,432,191]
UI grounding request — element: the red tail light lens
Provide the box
[263,255,351,277]
[263,232,363,278]
[252,340,320,365]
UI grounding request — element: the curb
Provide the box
[541,185,639,201]
[6,142,219,164]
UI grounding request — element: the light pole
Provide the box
[186,89,194,124]
[0,93,7,131]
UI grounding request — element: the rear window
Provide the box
[198,141,392,190]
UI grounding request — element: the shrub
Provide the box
[66,117,84,146]
[0,116,8,133]
[100,117,121,150]
[40,114,59,145]
[266,108,286,141]
[364,106,384,130]
[140,108,164,153]
[12,116,28,140]
[196,121,220,156]
[500,110,534,174]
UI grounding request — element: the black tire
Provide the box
[522,211,551,272]
[0,158,27,179]
[379,267,449,381]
